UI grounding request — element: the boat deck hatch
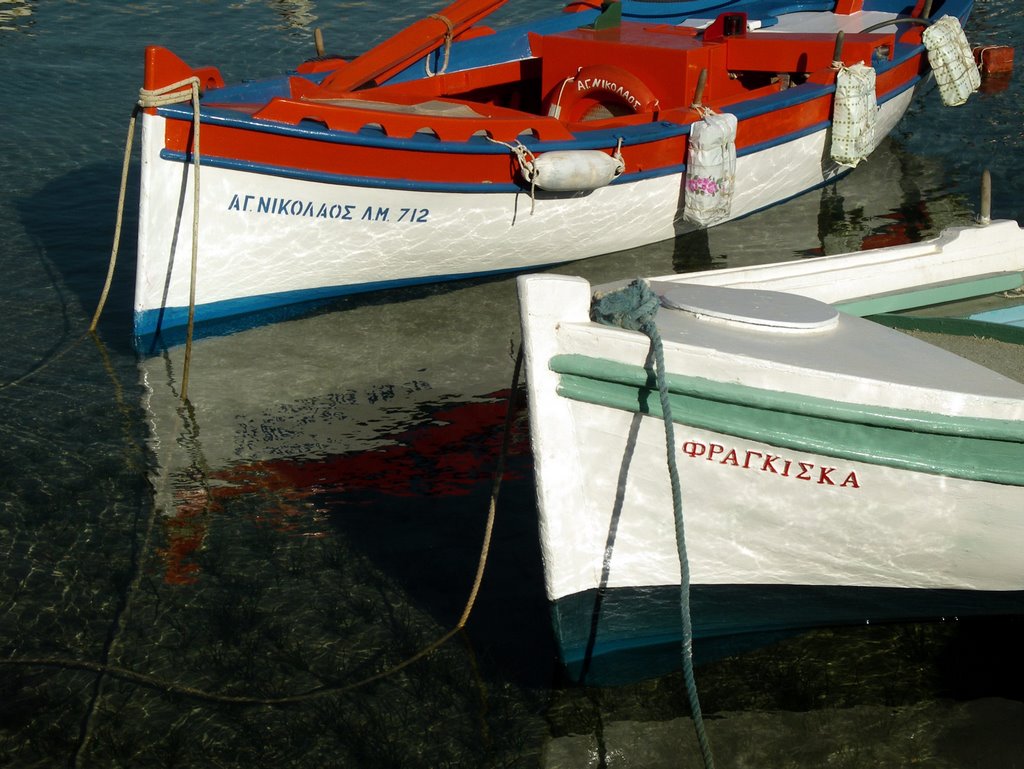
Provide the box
[658,283,839,331]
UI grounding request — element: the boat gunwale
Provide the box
[549,352,1024,485]
[150,4,932,155]
[155,60,921,153]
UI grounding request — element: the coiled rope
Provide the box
[591,278,716,769]
[0,347,524,707]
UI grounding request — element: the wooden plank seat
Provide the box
[252,94,573,142]
[725,30,895,73]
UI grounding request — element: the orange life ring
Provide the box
[546,64,660,122]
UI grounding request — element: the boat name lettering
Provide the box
[227,194,429,223]
[681,441,861,488]
[576,77,642,111]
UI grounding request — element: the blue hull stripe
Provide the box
[134,261,551,349]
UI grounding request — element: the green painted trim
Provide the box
[869,313,1024,345]
[835,274,1024,317]
[551,355,1024,440]
[550,354,1024,486]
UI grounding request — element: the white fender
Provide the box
[523,150,625,192]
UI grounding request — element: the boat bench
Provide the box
[258,69,576,142]
[253,95,573,141]
[725,31,895,73]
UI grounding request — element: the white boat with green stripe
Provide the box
[518,218,1024,685]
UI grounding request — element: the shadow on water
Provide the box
[15,162,141,353]
[322,443,561,687]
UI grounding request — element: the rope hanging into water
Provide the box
[0,347,525,706]
[88,77,203,402]
[591,279,716,769]
[2,79,202,395]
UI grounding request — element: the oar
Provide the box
[318,0,508,94]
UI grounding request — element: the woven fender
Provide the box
[831,63,878,168]
[923,15,981,107]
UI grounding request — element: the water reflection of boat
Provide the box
[140,279,528,584]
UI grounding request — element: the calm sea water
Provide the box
[2,1,1023,767]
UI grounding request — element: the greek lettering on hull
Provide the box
[227,194,429,223]
[681,439,861,489]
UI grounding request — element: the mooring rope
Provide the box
[591,279,716,769]
[0,78,204,399]
[0,347,524,707]
[145,78,202,402]
[89,77,202,401]
[1,80,201,395]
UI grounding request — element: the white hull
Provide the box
[134,88,914,340]
[520,273,1024,603]
[654,219,1024,314]
[518,261,1024,682]
[548,397,1022,600]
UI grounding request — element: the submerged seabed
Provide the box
[2,1,1024,766]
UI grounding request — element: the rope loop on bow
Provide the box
[425,14,455,77]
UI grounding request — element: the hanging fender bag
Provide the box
[683,110,737,227]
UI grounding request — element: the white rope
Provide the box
[612,136,626,177]
[488,137,539,214]
[425,13,454,77]
[690,104,713,120]
[137,78,202,402]
[547,67,582,120]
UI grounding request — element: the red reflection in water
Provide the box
[159,392,527,584]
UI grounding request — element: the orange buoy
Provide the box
[972,45,1013,94]
[973,45,1014,75]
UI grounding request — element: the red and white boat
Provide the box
[135,0,980,346]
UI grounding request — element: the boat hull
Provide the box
[553,583,1024,685]
[544,397,1024,683]
[518,272,1024,684]
[134,59,917,346]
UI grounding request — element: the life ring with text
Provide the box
[546,64,660,122]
